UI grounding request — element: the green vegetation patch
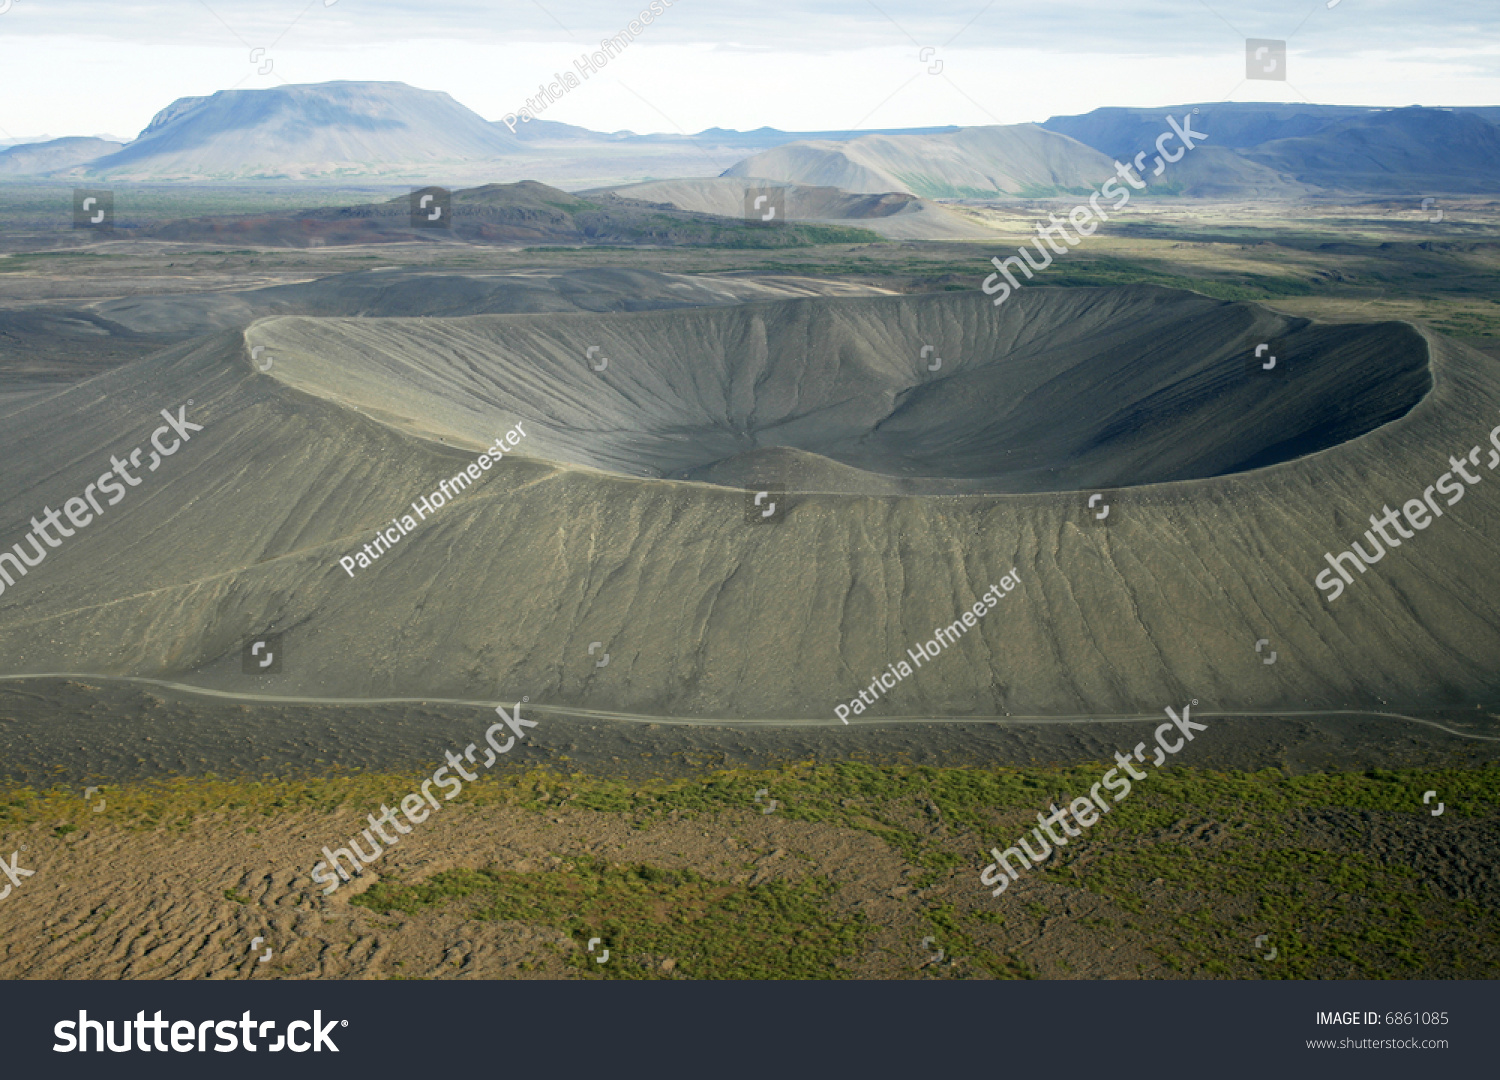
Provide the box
[1025,765,1500,978]
[352,857,868,980]
[1026,254,1318,299]
[2,759,1490,841]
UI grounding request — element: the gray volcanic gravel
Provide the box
[0,285,1495,725]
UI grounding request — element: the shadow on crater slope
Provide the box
[251,285,1431,495]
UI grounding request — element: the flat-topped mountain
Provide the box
[81,81,544,181]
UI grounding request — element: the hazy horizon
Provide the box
[2,0,1497,143]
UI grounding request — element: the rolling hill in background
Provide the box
[0,137,124,176]
[719,119,1330,199]
[138,179,881,248]
[721,124,1118,198]
[588,177,992,238]
[726,103,1500,200]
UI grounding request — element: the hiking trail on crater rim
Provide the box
[0,285,1495,722]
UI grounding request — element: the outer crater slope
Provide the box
[0,286,1495,723]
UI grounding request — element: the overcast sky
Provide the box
[1,0,1496,141]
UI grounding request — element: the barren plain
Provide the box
[2,192,1498,979]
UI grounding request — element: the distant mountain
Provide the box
[722,125,1117,198]
[719,122,1316,200]
[1041,103,1372,158]
[1125,146,1316,200]
[18,80,1500,195]
[1040,103,1500,196]
[142,179,882,248]
[1242,107,1500,194]
[0,137,123,175]
[83,81,528,181]
[55,80,958,186]
[498,116,609,143]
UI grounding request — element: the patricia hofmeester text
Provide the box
[338,422,526,577]
[834,568,1022,723]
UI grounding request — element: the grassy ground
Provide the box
[3,760,1494,979]
[353,860,867,979]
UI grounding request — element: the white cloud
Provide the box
[0,0,1496,139]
